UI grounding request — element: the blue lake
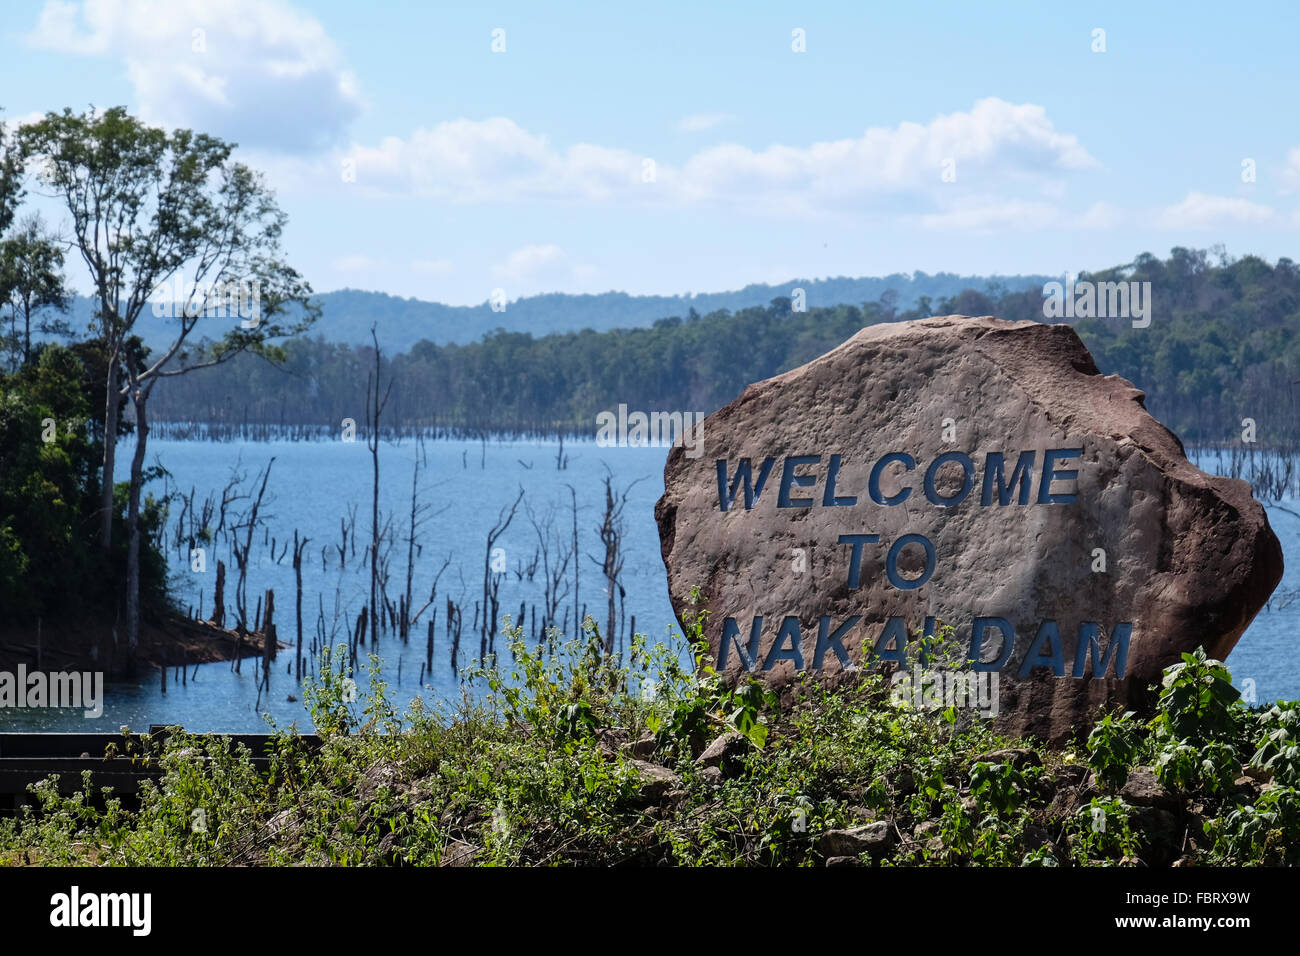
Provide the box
[1,437,1295,732]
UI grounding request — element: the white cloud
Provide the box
[677,112,735,133]
[1,110,50,129]
[26,0,362,152]
[340,98,1095,219]
[676,97,1094,211]
[492,244,567,283]
[349,118,644,203]
[489,244,599,295]
[918,198,1059,232]
[1078,200,1124,230]
[1157,192,1275,229]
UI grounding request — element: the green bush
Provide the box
[0,635,1294,867]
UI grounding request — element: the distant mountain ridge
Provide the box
[60,270,1053,353]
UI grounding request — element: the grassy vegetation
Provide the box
[2,601,1297,867]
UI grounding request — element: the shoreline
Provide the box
[0,614,280,678]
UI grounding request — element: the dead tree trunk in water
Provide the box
[293,530,309,681]
[212,560,226,629]
[590,471,643,655]
[262,588,276,689]
[426,618,435,675]
[233,459,275,631]
[366,326,393,647]
[402,455,432,641]
[566,483,580,638]
[528,500,572,635]
[481,487,525,661]
[448,597,463,676]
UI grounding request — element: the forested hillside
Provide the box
[58,270,1050,352]
[148,248,1300,444]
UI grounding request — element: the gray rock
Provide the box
[1242,763,1272,783]
[662,788,689,809]
[1121,766,1177,809]
[912,820,939,839]
[623,733,659,760]
[655,315,1282,740]
[818,820,896,858]
[1054,764,1088,788]
[441,840,479,867]
[696,731,750,777]
[627,759,681,802]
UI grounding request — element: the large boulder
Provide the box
[654,315,1283,740]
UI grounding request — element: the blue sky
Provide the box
[2,0,1297,305]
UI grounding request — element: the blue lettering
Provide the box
[822,454,858,507]
[868,452,914,506]
[838,533,880,589]
[970,617,1014,672]
[813,615,859,670]
[778,455,819,508]
[872,616,908,664]
[718,616,763,670]
[1038,447,1082,504]
[763,616,804,670]
[1072,622,1131,678]
[885,534,936,590]
[1018,620,1066,676]
[716,457,776,512]
[981,451,1036,505]
[924,451,975,506]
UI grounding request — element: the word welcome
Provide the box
[0,666,103,718]
[715,448,1082,512]
[717,615,1130,679]
[597,404,705,458]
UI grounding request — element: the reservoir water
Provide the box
[1,436,1295,731]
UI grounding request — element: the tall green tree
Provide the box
[0,213,71,370]
[20,106,316,659]
[0,115,22,237]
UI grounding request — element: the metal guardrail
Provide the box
[0,726,321,814]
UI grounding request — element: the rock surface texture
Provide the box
[655,315,1283,739]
